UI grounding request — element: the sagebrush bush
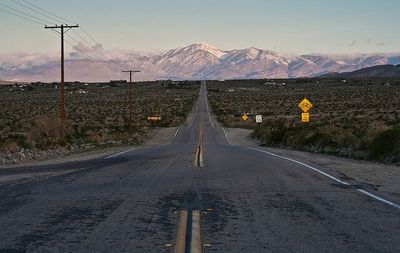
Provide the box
[28,116,70,148]
[254,123,369,156]
[368,128,400,161]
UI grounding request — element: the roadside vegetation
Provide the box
[208,78,400,164]
[0,80,199,164]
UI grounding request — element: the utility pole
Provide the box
[122,70,140,128]
[45,24,79,129]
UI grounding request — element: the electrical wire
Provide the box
[0,7,44,26]
[3,0,131,72]
[10,0,64,24]
[18,0,123,66]
[79,26,121,60]
[50,29,122,73]
[0,2,50,24]
[19,0,78,24]
[71,30,128,68]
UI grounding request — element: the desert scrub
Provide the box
[208,78,400,163]
[368,128,400,163]
[253,122,358,154]
[0,81,199,159]
[252,123,400,163]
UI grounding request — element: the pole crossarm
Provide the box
[45,24,79,30]
[122,70,140,74]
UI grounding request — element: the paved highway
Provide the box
[0,81,399,252]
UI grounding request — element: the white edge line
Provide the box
[247,147,349,185]
[356,189,400,209]
[204,81,214,127]
[222,127,232,145]
[206,99,214,127]
[104,148,137,159]
[171,127,181,144]
[247,146,400,209]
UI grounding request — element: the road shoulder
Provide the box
[224,127,400,198]
[0,127,179,169]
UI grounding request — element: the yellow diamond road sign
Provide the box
[298,98,313,112]
[242,114,248,121]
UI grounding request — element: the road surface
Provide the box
[0,81,399,253]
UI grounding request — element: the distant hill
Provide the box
[321,64,400,78]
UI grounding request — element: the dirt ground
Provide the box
[224,127,400,197]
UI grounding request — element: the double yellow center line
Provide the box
[194,127,204,167]
[174,210,202,253]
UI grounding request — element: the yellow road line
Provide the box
[194,127,204,167]
[191,210,202,253]
[174,210,188,253]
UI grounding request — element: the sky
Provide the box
[1,0,400,54]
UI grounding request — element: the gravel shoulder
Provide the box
[0,127,178,169]
[224,127,400,197]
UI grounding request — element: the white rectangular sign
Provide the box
[256,115,262,123]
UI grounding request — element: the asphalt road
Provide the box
[0,81,399,253]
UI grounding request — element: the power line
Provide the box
[79,26,101,46]
[0,6,44,25]
[10,0,64,24]
[10,0,128,71]
[19,0,77,24]
[79,26,120,60]
[4,0,130,74]
[51,30,123,73]
[65,33,123,71]
[71,30,129,69]
[71,30,115,61]
[0,2,50,24]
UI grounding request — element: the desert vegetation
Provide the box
[0,80,199,164]
[208,78,400,164]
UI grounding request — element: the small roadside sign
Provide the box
[241,114,248,121]
[301,113,310,123]
[298,98,313,112]
[255,115,262,123]
[147,116,162,121]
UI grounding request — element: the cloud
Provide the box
[72,42,103,54]
[377,41,386,47]
[348,40,356,46]
[0,52,59,69]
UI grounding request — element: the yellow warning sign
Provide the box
[301,113,310,122]
[241,114,248,121]
[298,98,313,112]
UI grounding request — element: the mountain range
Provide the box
[1,43,400,82]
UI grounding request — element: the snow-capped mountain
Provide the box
[1,43,400,82]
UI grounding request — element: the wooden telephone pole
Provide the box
[45,24,79,127]
[122,70,140,128]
